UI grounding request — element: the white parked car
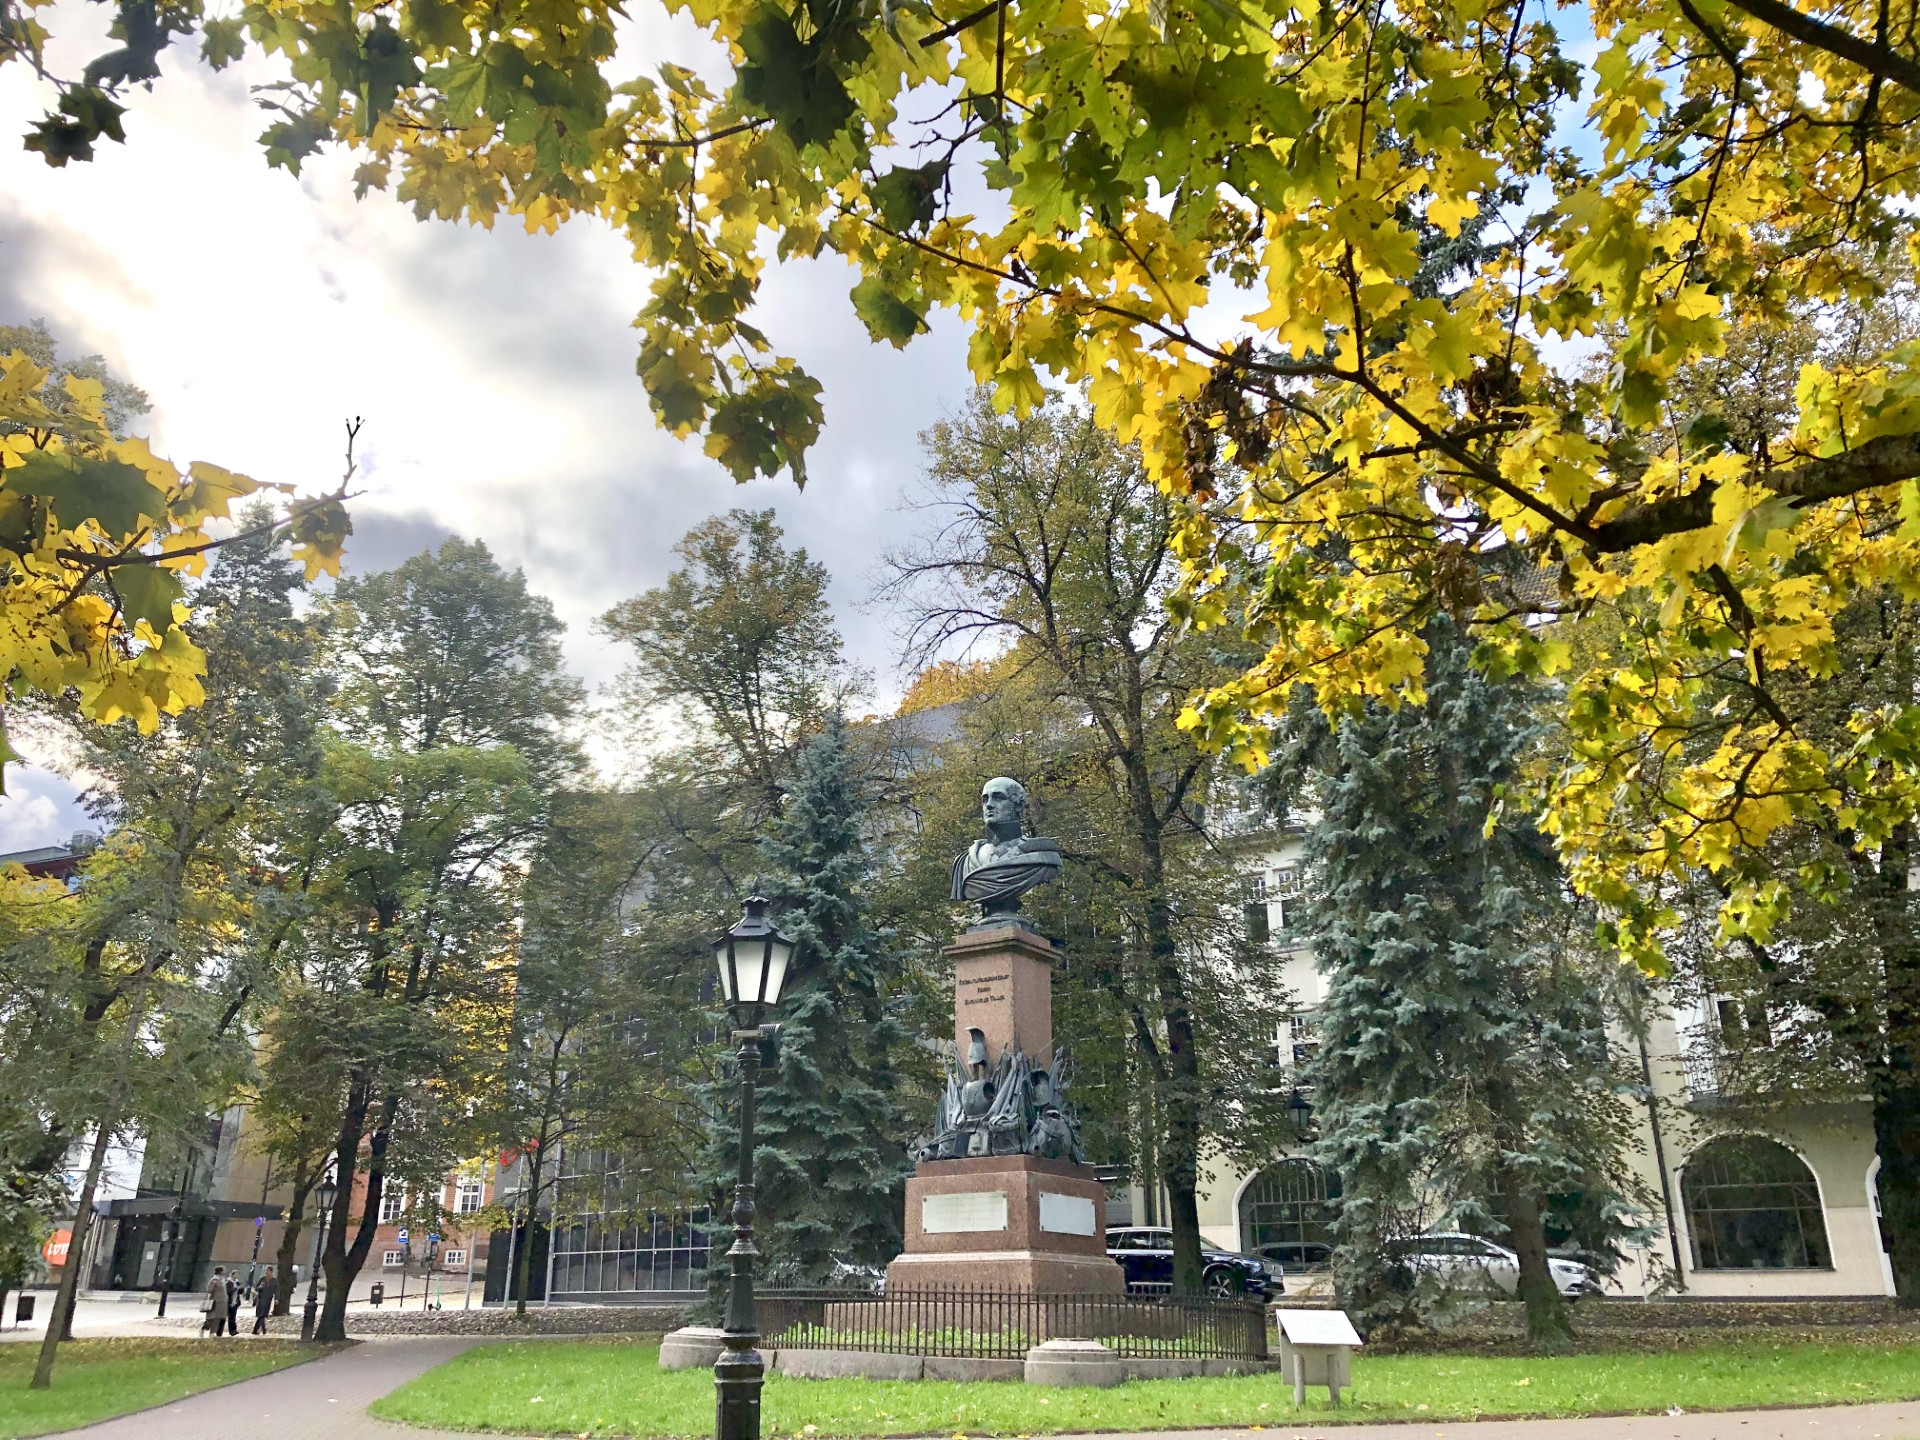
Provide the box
[1393,1232,1599,1299]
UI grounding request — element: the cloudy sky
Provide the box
[0,6,981,851]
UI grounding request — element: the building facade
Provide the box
[1187,833,1899,1299]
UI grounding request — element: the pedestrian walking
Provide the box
[203,1266,230,1336]
[251,1267,277,1335]
[225,1271,241,1335]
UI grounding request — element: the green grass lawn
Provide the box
[369,1335,1920,1436]
[0,1337,320,1438]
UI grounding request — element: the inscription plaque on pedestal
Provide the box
[1038,1192,1097,1236]
[921,1191,1009,1234]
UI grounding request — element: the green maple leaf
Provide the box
[850,275,926,348]
[110,563,183,633]
[7,452,167,535]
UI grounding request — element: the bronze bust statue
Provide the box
[950,777,1062,922]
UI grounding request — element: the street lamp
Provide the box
[1287,1088,1314,1140]
[155,1204,183,1317]
[711,896,797,1440]
[300,1169,339,1343]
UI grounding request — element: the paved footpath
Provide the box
[42,1336,1920,1440]
[1078,1405,1920,1440]
[63,1336,487,1440]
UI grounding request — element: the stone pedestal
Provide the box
[1025,1338,1124,1387]
[658,1326,728,1370]
[886,1157,1125,1296]
[889,918,1123,1296]
[948,922,1057,1061]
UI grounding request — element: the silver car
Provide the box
[1396,1232,1598,1298]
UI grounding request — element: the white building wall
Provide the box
[1205,835,1894,1298]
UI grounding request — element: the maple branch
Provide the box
[631,116,772,149]
[1717,0,1920,93]
[52,488,356,572]
[1590,431,1920,552]
[1676,0,1750,95]
[849,208,1267,368]
[920,0,1010,47]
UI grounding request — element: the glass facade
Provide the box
[547,1208,711,1297]
[546,1143,710,1299]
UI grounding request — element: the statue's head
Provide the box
[980,776,1027,837]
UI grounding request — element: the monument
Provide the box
[886,778,1125,1296]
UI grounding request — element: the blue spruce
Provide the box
[1289,620,1635,1350]
[708,713,911,1293]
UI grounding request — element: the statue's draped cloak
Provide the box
[950,838,1062,904]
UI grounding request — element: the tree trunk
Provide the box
[1870,826,1920,1304]
[1158,985,1206,1298]
[274,1193,307,1318]
[1498,1160,1573,1351]
[513,1147,546,1317]
[316,1085,386,1344]
[1135,775,1206,1298]
[1875,872,1920,1304]
[30,1119,113,1388]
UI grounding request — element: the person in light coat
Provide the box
[203,1266,230,1336]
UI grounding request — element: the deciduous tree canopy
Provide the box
[12,0,1919,948]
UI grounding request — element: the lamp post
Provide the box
[300,1169,338,1343]
[155,1205,183,1317]
[1287,1088,1313,1141]
[711,896,796,1440]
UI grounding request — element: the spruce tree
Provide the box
[708,713,910,1292]
[1287,621,1634,1350]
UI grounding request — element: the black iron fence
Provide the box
[759,1288,1268,1361]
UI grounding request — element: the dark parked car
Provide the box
[1105,1226,1280,1299]
[1257,1240,1333,1274]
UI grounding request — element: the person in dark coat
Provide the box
[251,1267,278,1335]
[225,1272,241,1335]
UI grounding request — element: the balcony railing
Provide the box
[1680,1044,1755,1101]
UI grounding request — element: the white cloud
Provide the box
[0,8,982,844]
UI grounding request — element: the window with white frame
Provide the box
[440,1249,467,1269]
[1241,873,1271,944]
[1289,1013,1321,1067]
[455,1177,483,1214]
[381,1249,406,1268]
[379,1187,407,1224]
[1271,866,1310,935]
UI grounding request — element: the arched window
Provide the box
[1238,1159,1340,1269]
[1682,1136,1832,1270]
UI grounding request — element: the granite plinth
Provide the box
[885,1155,1125,1297]
[946,924,1057,1062]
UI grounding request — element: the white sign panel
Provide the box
[1038,1192,1097,1236]
[921,1190,1009,1234]
[1277,1308,1364,1348]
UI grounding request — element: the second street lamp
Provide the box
[300,1169,338,1343]
[711,896,798,1440]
